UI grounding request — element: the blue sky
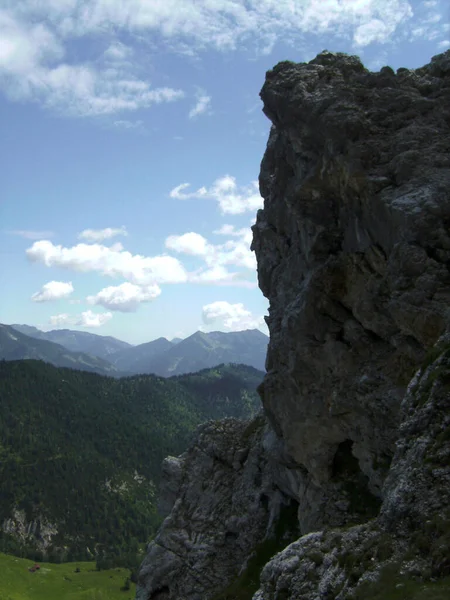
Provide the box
[0,1,448,345]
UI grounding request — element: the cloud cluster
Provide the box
[87,282,161,312]
[1,1,418,51]
[31,280,74,302]
[170,176,263,215]
[0,6,183,116]
[26,240,188,285]
[49,310,112,328]
[26,212,258,314]
[165,226,256,286]
[202,300,265,332]
[2,1,434,116]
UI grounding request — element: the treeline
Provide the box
[0,359,263,562]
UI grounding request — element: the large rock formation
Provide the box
[136,50,450,600]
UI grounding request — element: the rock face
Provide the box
[255,335,450,599]
[136,50,450,600]
[253,49,450,497]
[136,416,299,600]
[2,509,59,554]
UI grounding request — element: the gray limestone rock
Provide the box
[136,49,450,600]
[254,335,450,599]
[136,416,296,600]
[252,48,450,498]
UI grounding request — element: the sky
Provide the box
[0,1,448,345]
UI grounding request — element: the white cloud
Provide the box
[87,282,161,312]
[103,41,133,62]
[1,1,426,116]
[164,226,257,286]
[78,226,128,243]
[188,90,211,119]
[4,1,417,51]
[79,310,112,327]
[31,280,74,302]
[165,232,209,256]
[213,224,249,237]
[166,227,255,269]
[438,39,450,48]
[170,176,263,215]
[190,266,257,288]
[26,240,188,285]
[170,183,208,200]
[49,310,112,328]
[7,229,55,240]
[202,301,265,332]
[0,8,184,116]
[48,313,74,327]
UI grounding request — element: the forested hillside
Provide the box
[0,360,263,565]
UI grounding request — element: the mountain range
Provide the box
[3,324,268,377]
[0,323,122,376]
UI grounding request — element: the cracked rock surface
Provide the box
[136,50,450,600]
[253,49,450,497]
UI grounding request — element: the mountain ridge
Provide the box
[0,324,123,377]
[8,324,269,376]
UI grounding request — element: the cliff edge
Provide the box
[136,49,450,600]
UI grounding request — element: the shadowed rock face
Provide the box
[136,50,450,600]
[252,49,450,497]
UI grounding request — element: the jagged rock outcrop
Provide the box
[136,50,450,600]
[136,416,300,600]
[2,509,59,554]
[253,49,450,501]
[255,335,450,599]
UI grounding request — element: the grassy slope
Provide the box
[0,553,135,600]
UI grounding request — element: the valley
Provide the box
[0,553,135,600]
[0,359,263,567]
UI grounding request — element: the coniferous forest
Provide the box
[0,359,263,568]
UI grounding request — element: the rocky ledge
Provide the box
[136,49,450,600]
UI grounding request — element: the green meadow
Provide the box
[0,553,135,600]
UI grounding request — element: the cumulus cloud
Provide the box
[78,226,128,243]
[165,232,209,256]
[165,226,256,286]
[49,310,112,328]
[31,280,74,302]
[170,176,263,215]
[166,215,256,285]
[87,282,161,312]
[188,90,211,119]
[202,301,265,332]
[26,240,188,285]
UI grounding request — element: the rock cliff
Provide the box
[136,50,450,600]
